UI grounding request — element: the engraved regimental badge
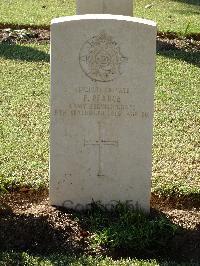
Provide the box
[79,31,128,82]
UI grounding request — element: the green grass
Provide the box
[0,43,199,263]
[0,0,75,27]
[77,202,177,253]
[153,49,200,196]
[134,0,200,35]
[0,252,198,266]
[0,43,199,196]
[0,0,199,35]
[0,44,49,190]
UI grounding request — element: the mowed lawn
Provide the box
[0,44,50,191]
[0,0,200,34]
[0,43,199,196]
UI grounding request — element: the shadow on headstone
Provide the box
[0,43,50,63]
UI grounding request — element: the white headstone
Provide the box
[76,0,133,16]
[50,14,156,212]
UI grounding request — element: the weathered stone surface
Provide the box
[50,15,156,212]
[76,0,134,16]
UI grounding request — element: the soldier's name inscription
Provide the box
[54,87,150,119]
[54,85,150,118]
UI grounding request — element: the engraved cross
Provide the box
[84,122,118,176]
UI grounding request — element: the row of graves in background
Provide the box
[50,0,156,212]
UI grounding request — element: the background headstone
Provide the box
[76,0,134,16]
[50,15,156,212]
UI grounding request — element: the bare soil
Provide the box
[0,28,50,44]
[0,191,199,262]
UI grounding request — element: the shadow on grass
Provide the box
[157,40,200,68]
[0,42,199,68]
[0,202,199,264]
[0,43,49,62]
[172,0,200,6]
[176,9,200,15]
